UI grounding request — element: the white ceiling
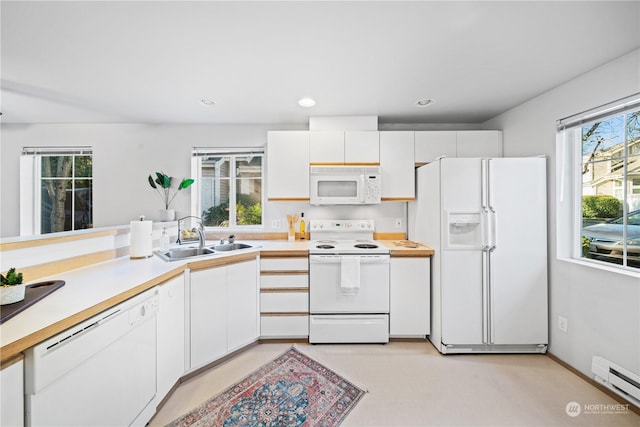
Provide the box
[1,1,639,125]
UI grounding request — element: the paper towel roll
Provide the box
[130,219,153,259]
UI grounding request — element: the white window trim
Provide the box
[191,148,265,230]
[20,147,92,236]
[556,93,640,274]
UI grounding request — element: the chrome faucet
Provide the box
[176,216,204,245]
[193,227,206,249]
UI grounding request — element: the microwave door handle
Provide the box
[360,174,366,203]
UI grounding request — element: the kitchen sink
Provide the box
[155,247,216,261]
[212,243,253,252]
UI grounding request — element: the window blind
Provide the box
[22,146,92,156]
[556,92,640,131]
[192,147,263,157]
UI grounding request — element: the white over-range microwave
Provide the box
[309,166,381,205]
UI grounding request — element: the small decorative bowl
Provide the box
[0,284,26,305]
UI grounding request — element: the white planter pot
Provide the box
[1,284,26,305]
[159,209,175,222]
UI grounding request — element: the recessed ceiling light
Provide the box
[200,99,216,106]
[298,97,316,108]
[415,98,434,107]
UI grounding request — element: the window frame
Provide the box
[20,146,93,236]
[191,148,265,230]
[557,93,640,273]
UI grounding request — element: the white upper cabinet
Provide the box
[414,130,503,163]
[310,131,380,164]
[344,131,379,164]
[309,131,344,163]
[456,130,502,158]
[380,131,415,200]
[267,131,310,200]
[414,131,457,164]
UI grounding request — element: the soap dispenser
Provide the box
[159,227,170,251]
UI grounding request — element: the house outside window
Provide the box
[559,96,640,270]
[20,147,93,236]
[191,149,263,228]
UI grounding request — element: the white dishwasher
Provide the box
[24,287,159,427]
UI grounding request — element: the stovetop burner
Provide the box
[354,243,378,249]
[316,244,335,249]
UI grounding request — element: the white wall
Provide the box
[483,49,640,377]
[1,123,410,238]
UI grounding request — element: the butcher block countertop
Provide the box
[378,240,435,257]
[0,238,432,362]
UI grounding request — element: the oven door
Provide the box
[309,254,390,313]
[309,174,365,205]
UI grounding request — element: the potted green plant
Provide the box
[1,267,25,305]
[148,172,194,221]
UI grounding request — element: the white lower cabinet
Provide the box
[1,356,24,427]
[189,257,259,370]
[260,256,309,339]
[390,257,431,337]
[156,274,186,406]
[227,260,260,352]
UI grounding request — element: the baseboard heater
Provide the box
[592,356,640,408]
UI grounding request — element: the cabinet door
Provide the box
[309,131,344,164]
[345,131,379,164]
[190,267,227,369]
[157,275,185,403]
[267,131,309,200]
[1,358,23,427]
[414,131,456,163]
[380,131,415,200]
[456,130,502,158]
[390,258,430,337]
[227,259,259,351]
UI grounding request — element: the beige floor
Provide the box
[149,342,639,427]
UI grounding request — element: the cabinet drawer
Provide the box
[260,291,308,313]
[260,315,309,338]
[260,274,308,289]
[261,257,308,272]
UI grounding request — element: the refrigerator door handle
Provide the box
[481,247,490,344]
[490,211,497,250]
[481,209,491,250]
[487,158,494,211]
[481,158,488,210]
[487,245,496,344]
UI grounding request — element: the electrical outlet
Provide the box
[272,219,281,229]
[558,316,568,333]
[395,218,402,228]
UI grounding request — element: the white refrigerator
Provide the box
[409,157,548,354]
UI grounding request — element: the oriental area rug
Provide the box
[166,347,366,427]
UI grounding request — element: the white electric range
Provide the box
[308,220,390,344]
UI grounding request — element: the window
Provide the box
[191,148,263,228]
[20,147,93,235]
[557,94,640,270]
